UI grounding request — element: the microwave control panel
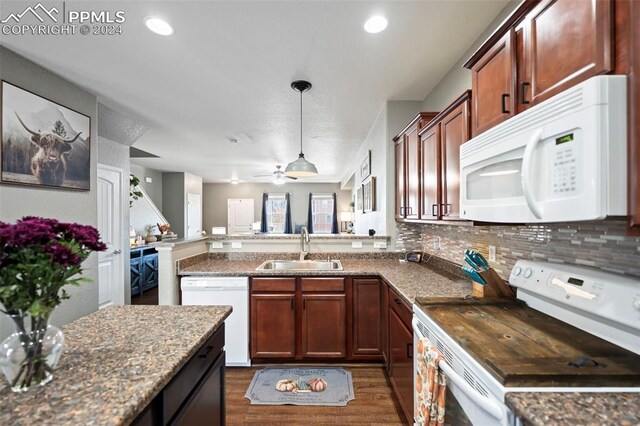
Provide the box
[551,130,580,196]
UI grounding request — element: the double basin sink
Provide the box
[256,259,343,271]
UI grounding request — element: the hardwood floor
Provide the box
[131,286,158,305]
[225,366,408,425]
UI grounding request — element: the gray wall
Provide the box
[162,172,203,237]
[130,163,163,211]
[421,1,521,111]
[0,47,98,336]
[203,182,351,233]
[97,137,131,304]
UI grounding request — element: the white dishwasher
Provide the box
[181,276,250,366]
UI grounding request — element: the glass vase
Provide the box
[0,314,65,392]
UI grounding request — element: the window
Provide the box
[265,194,287,234]
[310,194,334,234]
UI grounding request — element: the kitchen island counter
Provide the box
[179,258,472,304]
[506,392,640,426]
[0,305,231,426]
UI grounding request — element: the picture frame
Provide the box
[356,185,363,212]
[360,149,371,180]
[1,80,91,191]
[363,176,376,213]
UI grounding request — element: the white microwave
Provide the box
[460,75,627,223]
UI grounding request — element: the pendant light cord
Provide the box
[299,89,303,155]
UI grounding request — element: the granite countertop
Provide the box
[179,258,472,304]
[0,305,232,426]
[506,392,640,426]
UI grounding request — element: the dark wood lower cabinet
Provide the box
[388,308,414,424]
[352,278,383,356]
[132,325,226,426]
[250,293,296,358]
[301,294,346,358]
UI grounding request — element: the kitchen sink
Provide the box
[256,259,343,271]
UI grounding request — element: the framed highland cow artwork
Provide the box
[1,81,91,191]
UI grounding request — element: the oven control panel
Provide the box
[509,260,640,333]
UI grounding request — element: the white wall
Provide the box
[202,182,351,233]
[0,47,98,337]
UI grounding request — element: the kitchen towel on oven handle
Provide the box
[415,335,447,426]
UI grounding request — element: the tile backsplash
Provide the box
[396,219,640,279]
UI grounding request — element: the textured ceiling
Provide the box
[1,1,508,182]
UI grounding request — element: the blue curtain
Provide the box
[331,193,339,234]
[284,193,292,234]
[260,193,268,233]
[307,193,314,234]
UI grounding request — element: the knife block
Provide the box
[472,269,516,299]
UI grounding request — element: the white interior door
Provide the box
[187,193,202,237]
[97,164,125,308]
[228,199,254,234]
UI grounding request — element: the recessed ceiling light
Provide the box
[145,17,174,36]
[364,16,387,34]
[230,179,239,185]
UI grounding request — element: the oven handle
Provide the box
[521,128,543,219]
[412,318,504,421]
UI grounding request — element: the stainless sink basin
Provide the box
[256,259,343,271]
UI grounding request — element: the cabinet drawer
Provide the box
[251,278,296,292]
[163,324,225,422]
[301,277,345,292]
[389,287,412,329]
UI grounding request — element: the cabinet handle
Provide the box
[407,343,413,359]
[198,345,214,359]
[407,206,413,216]
[394,298,402,305]
[399,206,405,216]
[441,203,451,216]
[432,204,438,217]
[303,299,306,310]
[520,82,530,104]
[501,93,510,114]
[291,299,294,310]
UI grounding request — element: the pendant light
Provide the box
[285,80,318,177]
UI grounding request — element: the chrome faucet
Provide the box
[300,226,310,260]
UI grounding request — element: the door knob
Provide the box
[113,249,122,255]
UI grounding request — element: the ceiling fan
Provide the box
[253,165,297,185]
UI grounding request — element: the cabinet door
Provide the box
[250,294,296,358]
[389,309,413,424]
[395,138,407,219]
[630,0,640,232]
[526,0,613,106]
[406,124,420,220]
[471,29,515,136]
[352,279,382,356]
[420,124,441,220]
[130,257,142,296]
[381,282,389,367]
[141,253,158,291]
[171,353,225,426]
[301,294,346,358]
[440,99,470,221]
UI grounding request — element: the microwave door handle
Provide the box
[411,318,504,421]
[521,128,544,219]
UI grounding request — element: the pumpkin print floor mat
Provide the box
[244,367,355,406]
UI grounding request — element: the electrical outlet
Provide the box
[352,241,363,249]
[433,237,441,251]
[373,241,387,249]
[231,241,242,249]
[211,242,223,249]
[489,245,496,262]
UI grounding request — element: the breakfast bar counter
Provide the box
[0,305,231,426]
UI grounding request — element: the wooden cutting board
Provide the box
[415,297,640,387]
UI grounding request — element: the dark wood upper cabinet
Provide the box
[470,29,516,137]
[417,91,472,223]
[630,0,640,233]
[301,294,346,358]
[420,124,441,220]
[394,137,407,220]
[440,98,471,220]
[352,278,383,356]
[515,20,531,114]
[525,0,613,106]
[394,113,438,220]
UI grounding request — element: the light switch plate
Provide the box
[489,245,496,262]
[211,242,223,249]
[373,241,387,249]
[231,241,242,249]
[352,241,363,249]
[145,176,153,183]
